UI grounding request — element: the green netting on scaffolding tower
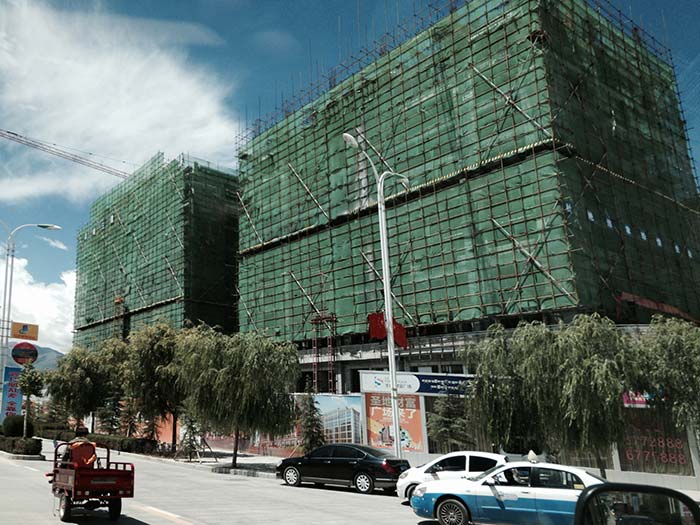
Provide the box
[74,153,238,349]
[236,0,698,342]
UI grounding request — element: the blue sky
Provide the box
[0,0,698,351]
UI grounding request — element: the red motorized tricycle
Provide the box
[46,441,135,522]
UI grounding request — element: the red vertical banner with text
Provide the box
[364,393,424,453]
[1,367,23,424]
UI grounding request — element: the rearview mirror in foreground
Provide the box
[574,483,700,525]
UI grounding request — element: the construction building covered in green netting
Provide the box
[74,154,238,349]
[236,0,699,392]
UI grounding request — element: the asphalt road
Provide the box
[0,441,426,525]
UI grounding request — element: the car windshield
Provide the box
[468,464,504,482]
[587,471,607,483]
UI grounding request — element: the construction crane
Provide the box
[0,128,131,180]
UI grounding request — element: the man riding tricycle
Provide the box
[45,428,135,522]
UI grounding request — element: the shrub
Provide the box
[36,429,158,455]
[2,415,33,438]
[0,437,42,455]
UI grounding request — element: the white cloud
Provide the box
[0,0,240,204]
[37,235,68,251]
[1,256,75,352]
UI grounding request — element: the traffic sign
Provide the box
[11,342,38,365]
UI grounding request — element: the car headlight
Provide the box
[413,486,427,498]
[276,461,283,468]
[399,471,409,479]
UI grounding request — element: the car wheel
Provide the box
[437,498,470,525]
[283,466,301,486]
[405,484,417,500]
[108,498,122,521]
[58,494,72,522]
[354,472,374,494]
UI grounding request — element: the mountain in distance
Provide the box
[33,345,64,371]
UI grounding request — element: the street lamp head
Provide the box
[37,224,62,231]
[342,132,360,150]
[398,175,410,191]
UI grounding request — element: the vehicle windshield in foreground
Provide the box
[575,483,700,525]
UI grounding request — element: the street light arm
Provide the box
[8,223,61,242]
[378,170,410,191]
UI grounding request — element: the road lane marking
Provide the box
[131,502,193,524]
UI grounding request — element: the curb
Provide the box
[211,465,277,479]
[0,450,45,461]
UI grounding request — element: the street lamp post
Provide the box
[343,131,408,459]
[1,223,62,401]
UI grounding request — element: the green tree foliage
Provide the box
[178,326,300,466]
[46,347,111,431]
[300,381,325,453]
[177,325,235,432]
[427,393,475,453]
[555,314,638,475]
[17,363,44,438]
[636,315,700,430]
[464,314,640,476]
[95,338,131,435]
[128,323,186,451]
[464,324,524,449]
[235,332,299,436]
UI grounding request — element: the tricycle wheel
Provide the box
[58,494,72,522]
[108,498,122,521]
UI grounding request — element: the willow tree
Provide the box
[95,338,131,435]
[555,313,639,476]
[637,315,700,430]
[232,332,299,466]
[178,326,299,467]
[128,322,185,451]
[464,322,555,453]
[46,347,112,431]
[465,314,641,477]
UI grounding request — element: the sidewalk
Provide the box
[40,438,284,479]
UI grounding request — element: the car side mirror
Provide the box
[484,478,495,486]
[574,483,700,525]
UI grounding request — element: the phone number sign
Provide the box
[620,408,694,476]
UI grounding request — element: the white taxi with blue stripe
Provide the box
[410,460,605,525]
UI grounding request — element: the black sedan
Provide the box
[276,444,410,494]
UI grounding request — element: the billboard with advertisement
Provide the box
[359,370,471,396]
[364,393,426,453]
[11,322,39,341]
[1,367,23,423]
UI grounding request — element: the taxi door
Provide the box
[475,466,537,524]
[531,467,584,525]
